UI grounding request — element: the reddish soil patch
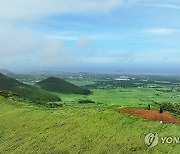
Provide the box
[118,108,180,124]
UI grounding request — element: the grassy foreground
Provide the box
[0,96,180,154]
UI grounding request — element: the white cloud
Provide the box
[77,37,90,48]
[134,49,180,64]
[1,0,179,69]
[47,32,125,41]
[0,24,98,67]
[79,49,180,65]
[0,24,77,67]
[142,28,177,35]
[0,0,128,21]
[0,0,137,68]
[141,3,180,10]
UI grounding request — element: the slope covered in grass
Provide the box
[0,96,179,153]
[0,69,13,75]
[0,73,60,103]
[0,73,24,90]
[36,77,91,95]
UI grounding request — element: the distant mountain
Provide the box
[0,73,60,103]
[36,77,91,95]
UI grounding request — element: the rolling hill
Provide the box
[0,73,23,90]
[0,69,14,75]
[36,77,92,95]
[0,73,60,103]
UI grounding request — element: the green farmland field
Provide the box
[58,87,180,106]
[0,75,180,153]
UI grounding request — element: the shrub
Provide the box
[47,102,63,108]
[78,99,95,104]
[160,103,180,115]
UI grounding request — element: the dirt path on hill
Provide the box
[118,108,180,124]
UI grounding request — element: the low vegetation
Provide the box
[47,102,63,108]
[0,90,18,98]
[78,99,95,104]
[160,103,180,115]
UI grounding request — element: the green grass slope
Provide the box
[0,73,60,103]
[0,73,24,90]
[0,69,13,75]
[0,97,179,153]
[36,77,91,95]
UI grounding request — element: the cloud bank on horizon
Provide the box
[0,0,180,71]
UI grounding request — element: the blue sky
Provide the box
[0,0,180,73]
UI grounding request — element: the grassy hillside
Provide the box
[1,75,180,153]
[0,96,179,153]
[0,69,13,75]
[36,77,91,95]
[0,73,60,103]
[0,73,24,90]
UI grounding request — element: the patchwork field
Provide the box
[0,74,180,153]
[58,87,180,107]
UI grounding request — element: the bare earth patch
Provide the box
[118,108,180,124]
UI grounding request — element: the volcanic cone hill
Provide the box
[0,73,24,90]
[0,73,60,103]
[36,77,92,95]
